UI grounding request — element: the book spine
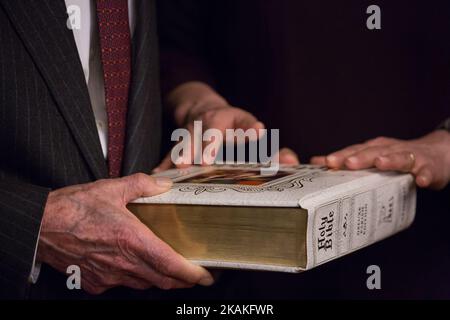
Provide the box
[304,175,416,269]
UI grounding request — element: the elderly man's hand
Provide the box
[37,173,214,294]
[311,130,450,190]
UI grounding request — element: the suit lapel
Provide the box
[122,0,162,175]
[0,0,108,179]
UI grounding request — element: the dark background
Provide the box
[157,0,450,299]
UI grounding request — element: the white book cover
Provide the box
[133,165,416,271]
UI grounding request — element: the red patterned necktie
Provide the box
[96,0,131,178]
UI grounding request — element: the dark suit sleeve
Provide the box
[0,178,50,299]
[157,0,216,97]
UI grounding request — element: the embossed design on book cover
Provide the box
[175,165,327,195]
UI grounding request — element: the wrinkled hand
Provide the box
[37,173,214,294]
[311,130,450,189]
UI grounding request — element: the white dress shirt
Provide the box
[30,0,135,284]
[67,0,136,158]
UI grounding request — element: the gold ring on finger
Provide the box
[408,152,416,170]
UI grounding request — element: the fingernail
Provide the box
[346,156,358,164]
[326,155,337,164]
[284,154,299,164]
[255,121,265,129]
[155,177,173,188]
[152,167,162,173]
[199,275,214,286]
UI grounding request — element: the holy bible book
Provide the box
[128,165,416,272]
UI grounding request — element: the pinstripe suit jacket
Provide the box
[0,0,162,299]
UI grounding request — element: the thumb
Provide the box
[119,173,173,203]
[277,148,300,165]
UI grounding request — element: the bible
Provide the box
[128,165,416,272]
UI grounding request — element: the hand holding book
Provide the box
[37,174,213,294]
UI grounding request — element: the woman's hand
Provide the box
[155,82,299,171]
[311,130,450,190]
